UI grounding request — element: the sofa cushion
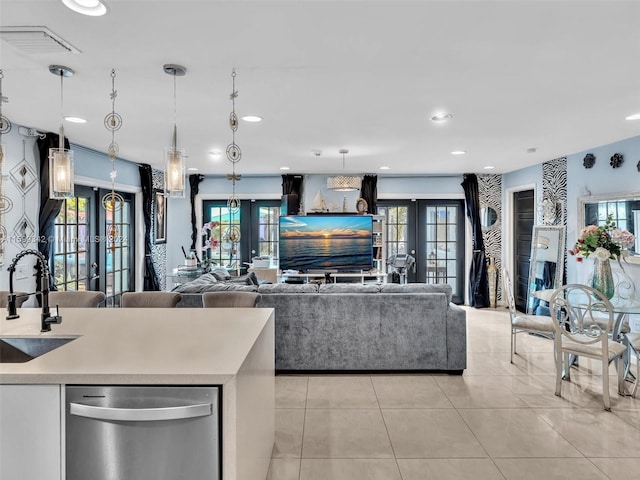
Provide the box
[319,283,381,294]
[258,283,319,294]
[171,273,217,293]
[379,283,452,303]
[227,271,260,285]
[210,268,231,281]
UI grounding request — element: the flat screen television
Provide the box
[279,215,373,272]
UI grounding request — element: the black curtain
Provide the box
[359,174,378,214]
[281,174,303,214]
[189,174,204,250]
[139,164,160,291]
[36,133,66,290]
[461,174,489,308]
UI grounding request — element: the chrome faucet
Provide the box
[6,249,62,332]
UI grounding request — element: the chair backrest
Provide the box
[121,292,182,308]
[202,291,260,308]
[501,268,517,318]
[49,291,106,308]
[549,284,614,345]
[0,291,29,308]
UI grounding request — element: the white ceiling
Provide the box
[1,0,639,177]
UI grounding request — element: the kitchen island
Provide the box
[0,307,275,480]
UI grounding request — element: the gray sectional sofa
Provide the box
[176,278,466,373]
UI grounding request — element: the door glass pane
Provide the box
[424,204,458,286]
[257,205,279,264]
[203,206,241,270]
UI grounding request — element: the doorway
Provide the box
[52,186,135,306]
[378,199,465,304]
[513,189,535,312]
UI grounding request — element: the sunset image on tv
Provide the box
[279,215,373,272]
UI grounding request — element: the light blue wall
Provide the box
[565,135,640,291]
[502,135,640,329]
[72,143,140,187]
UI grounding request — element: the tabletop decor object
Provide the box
[569,214,635,299]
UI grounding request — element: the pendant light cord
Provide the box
[173,72,178,150]
[59,70,65,151]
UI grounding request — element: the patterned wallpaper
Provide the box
[478,173,503,303]
[151,168,167,291]
[542,156,568,283]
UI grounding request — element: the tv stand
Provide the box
[277,271,386,284]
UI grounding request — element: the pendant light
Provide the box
[163,64,186,198]
[327,149,361,191]
[48,64,74,199]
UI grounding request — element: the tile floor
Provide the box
[267,306,640,480]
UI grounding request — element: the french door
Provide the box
[202,199,280,271]
[53,186,135,306]
[378,199,465,304]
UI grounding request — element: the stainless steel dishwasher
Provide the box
[66,386,220,480]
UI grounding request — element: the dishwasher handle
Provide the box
[70,401,212,422]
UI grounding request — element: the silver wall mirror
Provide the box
[578,192,640,264]
[480,206,498,230]
[526,225,566,315]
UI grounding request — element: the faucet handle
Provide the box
[6,294,19,320]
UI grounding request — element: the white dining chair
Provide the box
[549,284,627,411]
[502,268,556,364]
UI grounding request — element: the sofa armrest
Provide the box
[445,304,467,371]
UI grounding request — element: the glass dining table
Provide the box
[534,288,640,394]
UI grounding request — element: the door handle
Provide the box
[70,402,212,422]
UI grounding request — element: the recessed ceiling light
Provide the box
[451,150,466,155]
[280,166,290,171]
[187,167,198,172]
[64,116,87,123]
[61,0,108,16]
[209,150,222,159]
[483,166,495,170]
[379,166,390,170]
[241,115,263,122]
[625,113,640,120]
[431,113,453,123]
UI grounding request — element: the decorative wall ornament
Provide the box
[11,140,36,248]
[224,68,241,264]
[0,69,12,138]
[102,69,124,224]
[583,153,595,169]
[610,152,624,169]
[0,69,8,265]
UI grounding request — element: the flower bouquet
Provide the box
[568,214,635,262]
[201,221,221,271]
[568,214,635,299]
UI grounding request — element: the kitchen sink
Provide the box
[0,337,76,363]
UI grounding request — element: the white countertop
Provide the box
[0,307,274,385]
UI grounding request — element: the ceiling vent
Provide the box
[0,26,80,54]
